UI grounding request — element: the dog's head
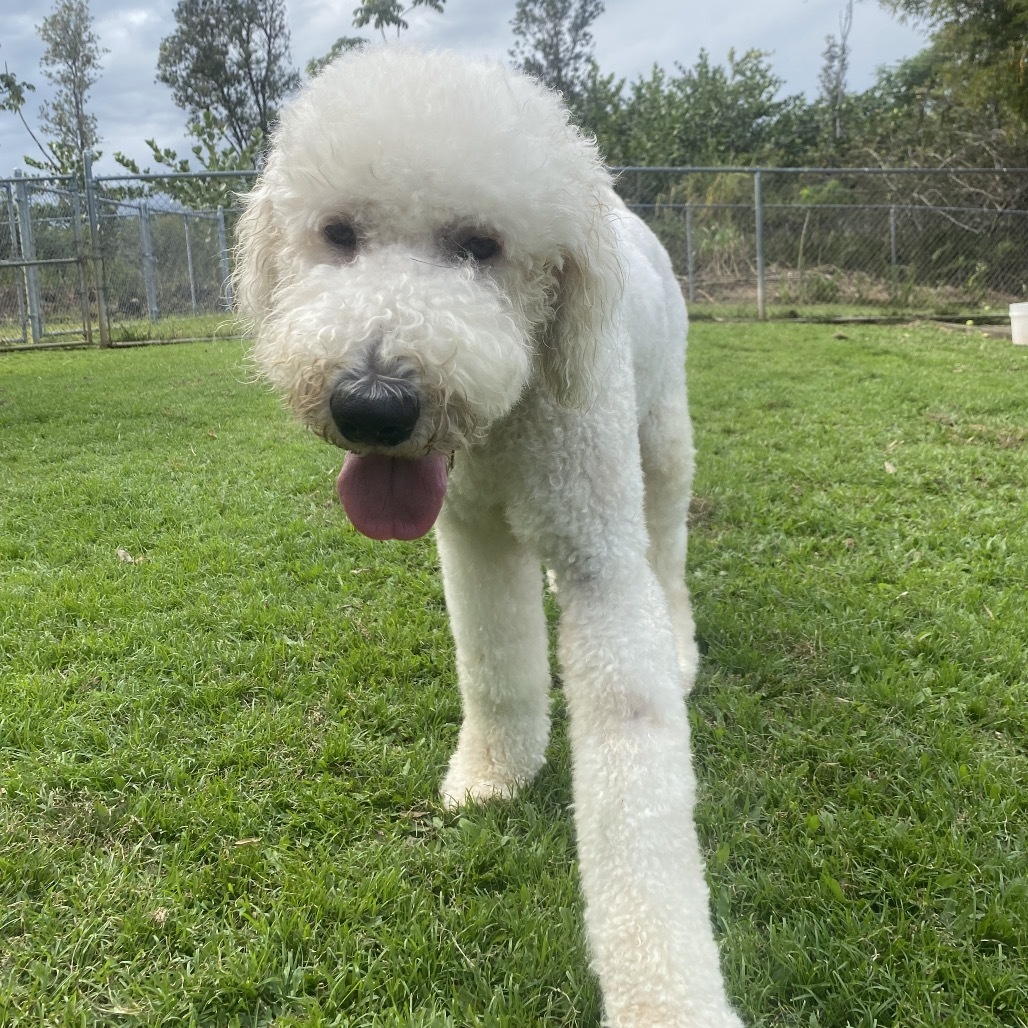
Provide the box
[234,47,622,538]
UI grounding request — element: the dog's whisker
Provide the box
[408,256,450,269]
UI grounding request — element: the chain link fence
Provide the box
[620,167,1028,319]
[93,191,233,324]
[86,168,253,346]
[2,164,1026,350]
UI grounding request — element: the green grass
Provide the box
[688,324,1028,1027]
[1,325,1026,1026]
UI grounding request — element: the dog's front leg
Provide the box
[435,505,552,807]
[555,563,742,1028]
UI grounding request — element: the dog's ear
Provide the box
[539,208,622,408]
[233,180,280,326]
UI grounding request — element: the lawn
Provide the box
[1,323,1026,1026]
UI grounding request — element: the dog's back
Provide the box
[611,206,689,423]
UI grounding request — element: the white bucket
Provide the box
[1011,302,1028,345]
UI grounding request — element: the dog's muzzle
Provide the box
[329,366,450,542]
[329,370,420,448]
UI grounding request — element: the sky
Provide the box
[0,0,928,176]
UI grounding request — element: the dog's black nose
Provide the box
[329,374,420,447]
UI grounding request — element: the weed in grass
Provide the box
[106,314,245,346]
[1,326,1027,1026]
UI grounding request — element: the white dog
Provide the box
[235,47,742,1028]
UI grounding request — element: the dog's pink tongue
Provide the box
[337,452,448,541]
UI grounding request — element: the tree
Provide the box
[575,62,627,158]
[309,3,447,76]
[306,36,366,78]
[1,49,33,117]
[819,0,853,143]
[836,51,1027,211]
[606,49,809,172]
[156,0,301,158]
[27,0,106,174]
[509,0,605,113]
[352,0,445,40]
[119,0,300,192]
[113,110,261,209]
[877,0,1028,126]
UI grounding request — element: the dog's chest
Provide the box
[445,403,560,524]
[446,443,521,518]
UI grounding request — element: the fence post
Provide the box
[82,153,111,347]
[4,182,28,343]
[685,203,696,304]
[217,205,233,308]
[754,169,766,320]
[889,204,898,279]
[139,202,159,321]
[13,170,43,344]
[68,177,94,346]
[183,213,198,315]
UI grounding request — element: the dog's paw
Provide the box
[439,742,548,809]
[604,1002,744,1028]
[439,766,526,809]
[440,727,548,809]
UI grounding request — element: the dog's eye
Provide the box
[324,220,358,251]
[456,234,502,262]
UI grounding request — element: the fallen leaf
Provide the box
[399,808,431,820]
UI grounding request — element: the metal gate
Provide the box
[0,171,96,351]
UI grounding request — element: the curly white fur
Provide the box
[235,46,742,1028]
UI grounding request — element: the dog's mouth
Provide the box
[336,451,449,540]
